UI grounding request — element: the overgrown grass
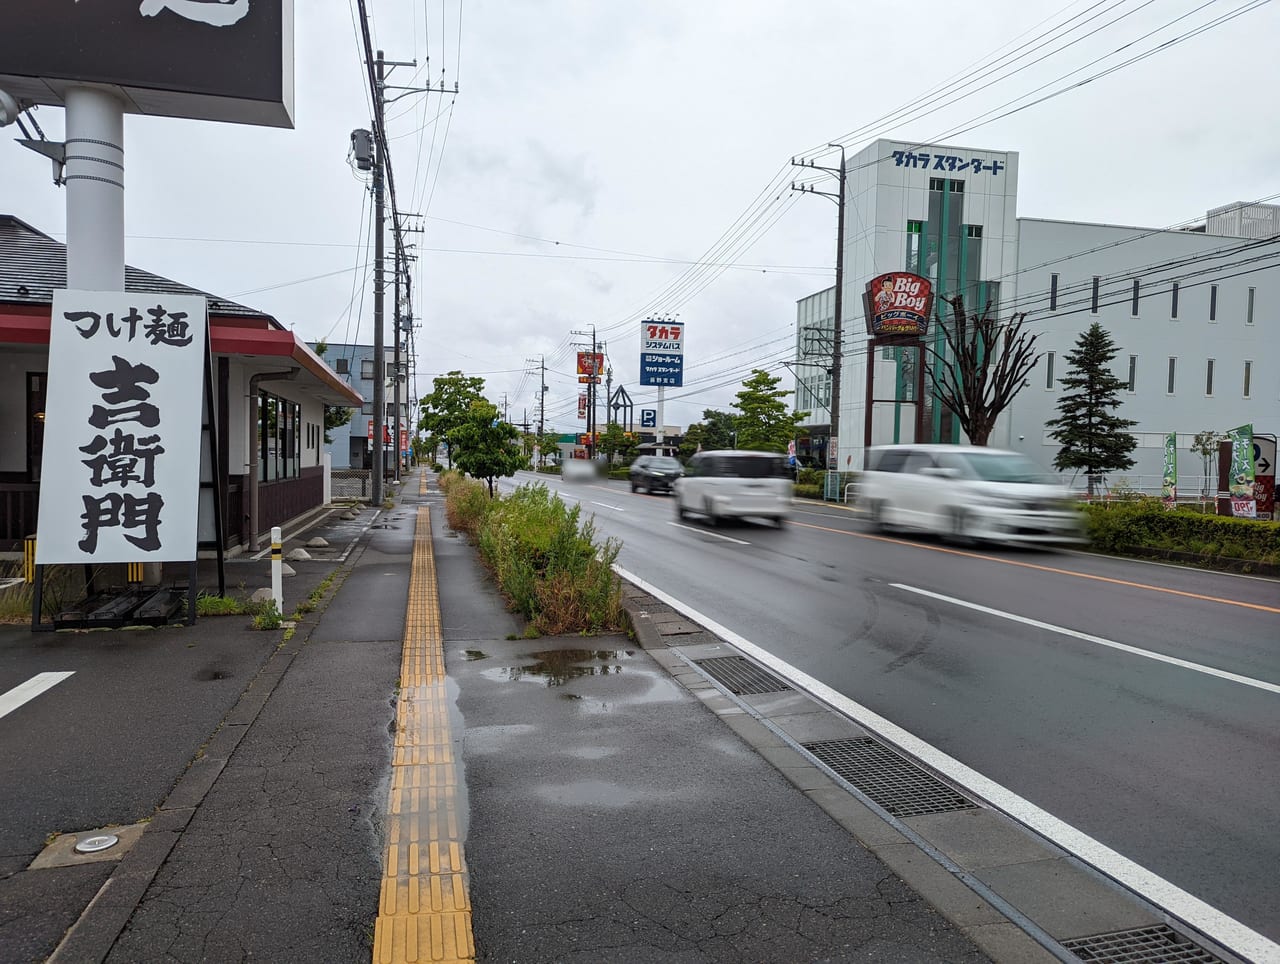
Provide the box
[442,479,623,635]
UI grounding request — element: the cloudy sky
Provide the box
[3,0,1277,433]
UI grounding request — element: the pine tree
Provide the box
[1046,322,1137,493]
[732,370,808,452]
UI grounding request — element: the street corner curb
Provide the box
[618,589,667,651]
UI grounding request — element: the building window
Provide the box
[948,179,965,193]
[929,177,945,191]
[258,390,301,482]
[1243,360,1252,398]
[1209,284,1218,322]
[965,224,983,238]
[1205,358,1215,396]
[1246,286,1255,324]
[360,359,374,379]
[1091,276,1100,314]
[1050,273,1059,311]
[1167,357,1177,395]
[335,358,350,375]
[1131,279,1140,317]
[361,401,374,415]
[1171,282,1179,319]
[1044,351,1055,390]
[907,220,923,233]
[1127,355,1136,392]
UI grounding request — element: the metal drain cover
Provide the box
[694,656,792,695]
[804,738,976,817]
[1062,924,1223,962]
[74,834,120,854]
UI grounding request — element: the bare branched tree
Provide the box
[923,295,1042,446]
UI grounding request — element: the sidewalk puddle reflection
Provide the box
[483,649,636,686]
[462,649,489,661]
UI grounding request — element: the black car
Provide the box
[629,455,684,494]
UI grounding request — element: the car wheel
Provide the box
[675,498,688,521]
[947,507,975,546]
[869,499,890,532]
[630,481,638,492]
[704,498,718,527]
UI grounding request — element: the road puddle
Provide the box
[482,648,636,686]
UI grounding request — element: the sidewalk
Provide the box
[7,466,1201,962]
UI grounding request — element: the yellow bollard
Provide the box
[24,535,36,583]
[127,563,145,584]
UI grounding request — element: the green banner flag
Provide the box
[1161,433,1177,509]
[1227,423,1256,517]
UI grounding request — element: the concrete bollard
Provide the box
[270,526,283,615]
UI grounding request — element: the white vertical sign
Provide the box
[37,290,209,564]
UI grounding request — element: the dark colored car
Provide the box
[629,455,684,494]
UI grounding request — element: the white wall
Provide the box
[1009,219,1277,479]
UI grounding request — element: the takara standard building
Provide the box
[794,139,1277,483]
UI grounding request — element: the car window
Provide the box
[872,449,909,473]
[713,455,789,478]
[900,451,936,475]
[631,458,649,470]
[954,451,1047,483]
[650,457,681,471]
[686,454,705,476]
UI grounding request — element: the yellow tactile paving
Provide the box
[373,503,474,964]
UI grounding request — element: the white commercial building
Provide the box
[795,138,1278,485]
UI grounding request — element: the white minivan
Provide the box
[860,444,1085,545]
[673,450,792,527]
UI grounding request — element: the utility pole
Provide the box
[538,355,547,452]
[371,49,387,507]
[392,214,421,483]
[791,144,846,472]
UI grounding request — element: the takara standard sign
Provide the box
[37,291,209,564]
[639,319,684,387]
[862,272,934,338]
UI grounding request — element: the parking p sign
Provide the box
[640,409,657,428]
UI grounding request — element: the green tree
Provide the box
[418,371,486,465]
[680,409,737,459]
[537,431,562,466]
[1191,430,1224,497]
[449,401,525,496]
[599,422,639,464]
[1046,322,1138,494]
[732,370,808,452]
[925,296,1042,446]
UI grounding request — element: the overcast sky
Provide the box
[4,0,1277,433]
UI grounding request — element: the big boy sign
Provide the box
[863,272,934,338]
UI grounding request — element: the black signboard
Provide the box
[0,0,293,128]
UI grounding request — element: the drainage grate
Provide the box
[803,738,976,817]
[1062,925,1223,963]
[694,656,792,695]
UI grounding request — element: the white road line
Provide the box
[0,672,75,721]
[665,522,750,545]
[613,565,1280,964]
[892,583,1280,696]
[590,501,626,512]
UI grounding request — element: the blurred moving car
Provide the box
[629,455,684,494]
[860,444,1085,545]
[561,458,597,483]
[673,450,791,526]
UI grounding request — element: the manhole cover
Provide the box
[74,834,120,854]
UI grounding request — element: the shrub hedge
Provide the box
[1083,500,1280,568]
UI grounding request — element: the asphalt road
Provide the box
[502,469,1280,945]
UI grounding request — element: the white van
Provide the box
[673,450,792,527]
[860,444,1085,545]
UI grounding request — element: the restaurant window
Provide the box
[1044,351,1055,390]
[1091,276,1100,314]
[258,390,301,482]
[1127,355,1136,392]
[1243,360,1252,399]
[1049,273,1059,311]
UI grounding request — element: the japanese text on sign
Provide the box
[37,291,208,564]
[891,150,1005,175]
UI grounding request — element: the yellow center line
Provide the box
[790,520,1280,615]
[373,504,475,963]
